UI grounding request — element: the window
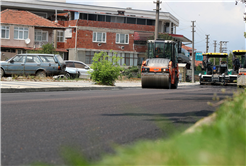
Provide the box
[86,51,95,64]
[17,49,26,54]
[39,55,55,63]
[35,30,48,42]
[66,62,75,67]
[14,27,28,40]
[93,32,106,43]
[1,26,10,39]
[116,34,129,44]
[57,30,64,42]
[74,62,85,69]
[12,55,25,63]
[26,55,41,63]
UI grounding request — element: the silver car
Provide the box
[0,54,66,77]
[65,60,93,79]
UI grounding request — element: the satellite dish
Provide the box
[25,38,31,44]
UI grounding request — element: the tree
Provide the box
[148,33,173,40]
[89,51,123,86]
[244,32,246,38]
[28,43,58,54]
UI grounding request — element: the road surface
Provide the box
[1,85,236,165]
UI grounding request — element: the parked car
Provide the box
[0,54,66,77]
[65,60,93,79]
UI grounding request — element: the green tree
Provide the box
[195,65,202,71]
[89,51,123,86]
[28,43,58,54]
[244,32,246,38]
[148,33,173,40]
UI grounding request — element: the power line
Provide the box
[196,24,207,35]
[163,2,191,23]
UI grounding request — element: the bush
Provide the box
[89,51,122,86]
[195,65,202,71]
[122,66,140,79]
[28,43,58,54]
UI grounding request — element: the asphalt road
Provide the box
[1,85,237,165]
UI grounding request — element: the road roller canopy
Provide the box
[233,50,246,56]
[147,40,178,59]
[202,53,228,58]
[233,50,246,68]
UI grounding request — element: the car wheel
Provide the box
[36,71,46,78]
[0,68,4,78]
[65,72,71,79]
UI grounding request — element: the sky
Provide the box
[66,0,245,53]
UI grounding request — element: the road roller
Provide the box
[141,40,179,89]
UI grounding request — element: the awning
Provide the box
[1,45,34,50]
[1,45,68,52]
[169,34,192,43]
[56,48,68,52]
[134,32,191,43]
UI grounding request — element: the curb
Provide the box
[183,113,217,134]
[1,86,141,93]
[1,82,200,93]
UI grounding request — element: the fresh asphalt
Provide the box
[1,82,238,165]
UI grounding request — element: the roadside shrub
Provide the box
[127,73,133,79]
[89,51,122,86]
[122,66,140,79]
[28,43,58,54]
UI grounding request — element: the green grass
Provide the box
[32,89,246,166]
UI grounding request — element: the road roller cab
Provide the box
[141,40,179,89]
[232,50,246,87]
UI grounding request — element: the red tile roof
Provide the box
[1,9,64,28]
[195,60,202,66]
[56,13,69,17]
[182,44,197,54]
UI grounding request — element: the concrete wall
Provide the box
[1,24,35,48]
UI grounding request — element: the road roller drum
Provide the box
[141,74,170,89]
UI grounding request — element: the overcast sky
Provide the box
[67,0,245,53]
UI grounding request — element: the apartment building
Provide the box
[0,9,66,60]
[1,0,191,66]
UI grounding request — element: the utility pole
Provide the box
[219,41,222,65]
[205,34,209,53]
[219,41,222,53]
[154,0,161,40]
[219,41,229,64]
[213,40,217,65]
[191,21,196,83]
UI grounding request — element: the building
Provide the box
[1,0,191,66]
[0,9,67,60]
